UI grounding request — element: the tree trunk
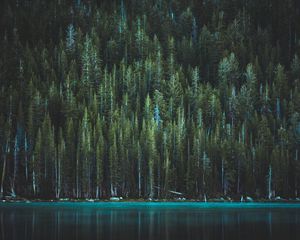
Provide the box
[202,169,205,196]
[55,155,61,199]
[44,157,47,180]
[76,156,79,198]
[55,157,58,198]
[25,135,28,181]
[221,158,225,195]
[0,155,7,197]
[268,165,272,200]
[157,160,160,199]
[32,170,36,196]
[237,159,240,194]
[296,149,298,197]
[11,137,18,197]
[96,186,100,199]
[138,157,141,198]
[110,184,116,197]
[25,154,28,181]
[149,167,154,199]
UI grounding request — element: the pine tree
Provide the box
[78,108,92,198]
[0,115,12,197]
[32,129,42,196]
[56,129,65,199]
[66,24,76,52]
[81,35,92,97]
[147,119,157,199]
[95,114,104,198]
[109,123,120,197]
[202,151,211,200]
[65,118,75,196]
[0,0,300,200]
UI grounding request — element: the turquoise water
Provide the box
[0,202,300,240]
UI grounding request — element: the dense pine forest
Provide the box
[0,0,300,200]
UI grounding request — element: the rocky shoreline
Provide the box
[1,196,300,203]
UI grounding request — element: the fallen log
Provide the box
[154,186,184,195]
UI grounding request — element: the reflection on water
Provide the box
[0,202,300,240]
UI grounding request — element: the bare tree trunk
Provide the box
[88,165,91,198]
[110,184,116,197]
[55,155,61,199]
[296,149,298,197]
[55,157,58,198]
[221,158,225,195]
[32,170,36,196]
[202,166,207,202]
[1,141,10,198]
[96,186,100,199]
[252,147,256,191]
[44,157,47,180]
[25,154,28,181]
[237,159,240,194]
[149,167,154,199]
[24,135,28,181]
[76,156,79,198]
[268,165,272,200]
[138,159,141,197]
[138,143,142,198]
[157,159,160,199]
[0,155,7,197]
[11,136,18,197]
[202,168,205,197]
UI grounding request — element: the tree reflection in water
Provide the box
[0,202,300,240]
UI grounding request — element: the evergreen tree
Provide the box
[95,114,104,198]
[0,0,299,200]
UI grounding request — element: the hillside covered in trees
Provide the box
[0,0,300,200]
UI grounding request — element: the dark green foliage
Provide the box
[0,0,300,199]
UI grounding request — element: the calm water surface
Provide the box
[0,202,300,240]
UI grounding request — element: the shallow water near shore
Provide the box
[1,202,300,240]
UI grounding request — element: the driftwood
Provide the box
[154,186,183,195]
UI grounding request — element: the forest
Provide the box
[0,0,299,200]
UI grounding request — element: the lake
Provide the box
[0,202,300,240]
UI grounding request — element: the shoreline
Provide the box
[1,198,300,204]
